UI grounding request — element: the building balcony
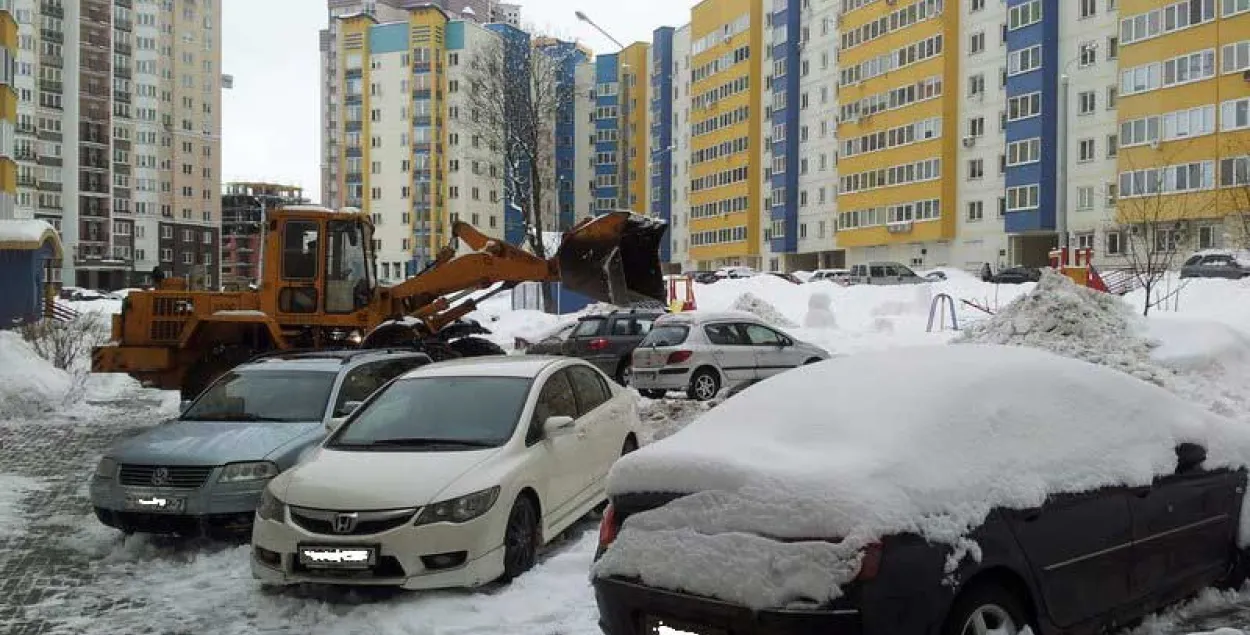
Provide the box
[16,123,35,135]
[115,18,133,32]
[39,79,63,94]
[17,175,36,187]
[40,54,62,68]
[15,149,36,161]
[114,66,131,79]
[37,181,61,192]
[40,28,63,44]
[114,41,132,56]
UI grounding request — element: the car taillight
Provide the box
[598,503,620,548]
[666,350,693,364]
[588,337,610,351]
[856,542,883,580]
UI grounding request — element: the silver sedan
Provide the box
[630,311,831,401]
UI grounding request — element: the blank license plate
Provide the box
[124,493,186,513]
[299,546,377,569]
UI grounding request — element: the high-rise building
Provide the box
[685,0,765,269]
[220,182,307,290]
[10,0,222,290]
[320,2,593,281]
[593,52,622,211]
[619,41,650,213]
[1116,0,1250,254]
[0,4,14,222]
[669,24,693,269]
[650,26,676,264]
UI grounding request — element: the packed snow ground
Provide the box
[7,273,1250,633]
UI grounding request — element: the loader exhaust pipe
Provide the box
[556,211,668,307]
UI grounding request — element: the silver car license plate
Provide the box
[124,493,186,513]
[298,545,377,569]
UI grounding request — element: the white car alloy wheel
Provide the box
[688,369,719,402]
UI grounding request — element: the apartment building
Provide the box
[593,53,622,211]
[650,26,676,263]
[0,5,13,221]
[1116,0,1250,254]
[664,24,694,268]
[9,0,222,290]
[686,0,765,270]
[321,2,595,279]
[219,182,306,290]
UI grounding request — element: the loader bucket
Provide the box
[556,211,668,306]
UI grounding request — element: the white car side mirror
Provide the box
[543,415,576,437]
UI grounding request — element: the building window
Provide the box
[968,158,985,180]
[1077,186,1095,210]
[967,200,984,221]
[970,32,986,54]
[1198,225,1219,249]
[1107,134,1119,157]
[969,74,985,96]
[1107,36,1119,60]
[182,252,193,264]
[1106,231,1122,255]
[1079,42,1098,67]
[1080,0,1097,18]
[969,117,985,137]
[971,0,985,10]
[1078,138,1096,162]
[1079,90,1096,114]
[1107,86,1118,109]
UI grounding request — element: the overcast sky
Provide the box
[221,0,691,204]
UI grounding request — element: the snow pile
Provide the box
[595,344,1250,609]
[0,331,74,418]
[728,292,797,328]
[954,270,1169,385]
[803,292,837,329]
[0,218,57,243]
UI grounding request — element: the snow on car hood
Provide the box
[595,344,1250,609]
[273,446,501,510]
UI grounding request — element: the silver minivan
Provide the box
[630,311,831,401]
[849,261,927,285]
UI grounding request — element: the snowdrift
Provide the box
[0,331,74,419]
[954,270,1169,385]
[596,344,1250,610]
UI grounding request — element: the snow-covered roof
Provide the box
[596,343,1250,608]
[0,220,63,257]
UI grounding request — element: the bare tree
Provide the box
[1114,166,1216,316]
[463,31,584,311]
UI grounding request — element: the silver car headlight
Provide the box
[95,457,118,479]
[218,461,279,483]
[414,486,501,525]
[257,487,285,522]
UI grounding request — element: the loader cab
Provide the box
[268,209,376,317]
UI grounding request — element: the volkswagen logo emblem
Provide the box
[150,467,170,486]
[333,513,358,534]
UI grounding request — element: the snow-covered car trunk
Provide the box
[591,344,1250,635]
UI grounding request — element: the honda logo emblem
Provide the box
[332,513,358,534]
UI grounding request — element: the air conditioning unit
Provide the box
[962,136,976,148]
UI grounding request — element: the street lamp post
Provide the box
[1057,46,1095,251]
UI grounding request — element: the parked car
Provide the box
[716,266,758,279]
[923,270,948,282]
[766,272,802,285]
[593,344,1250,635]
[1180,250,1250,279]
[514,319,578,355]
[538,309,665,385]
[687,271,720,284]
[250,355,640,590]
[991,266,1043,284]
[808,268,851,285]
[89,349,432,537]
[848,262,926,285]
[630,311,830,401]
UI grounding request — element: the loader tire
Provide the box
[181,345,253,400]
[449,336,505,358]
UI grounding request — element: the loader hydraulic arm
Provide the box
[377,211,667,337]
[382,221,558,332]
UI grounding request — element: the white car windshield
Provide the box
[182,370,338,422]
[329,376,533,450]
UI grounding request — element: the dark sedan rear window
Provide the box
[640,325,690,347]
[572,318,606,337]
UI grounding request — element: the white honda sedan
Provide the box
[250,356,641,590]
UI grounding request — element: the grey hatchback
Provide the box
[90,349,431,537]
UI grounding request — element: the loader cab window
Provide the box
[325,219,373,314]
[280,220,320,314]
[283,221,319,280]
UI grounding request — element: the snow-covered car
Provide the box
[593,344,1250,635]
[90,350,431,537]
[715,266,758,279]
[808,268,850,285]
[250,356,640,590]
[514,319,578,354]
[849,262,927,285]
[1180,250,1250,280]
[629,311,830,401]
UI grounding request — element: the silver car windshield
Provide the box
[182,370,338,423]
[329,376,532,450]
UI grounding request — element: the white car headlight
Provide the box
[257,487,285,522]
[415,486,501,525]
[95,457,118,479]
[218,461,279,483]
